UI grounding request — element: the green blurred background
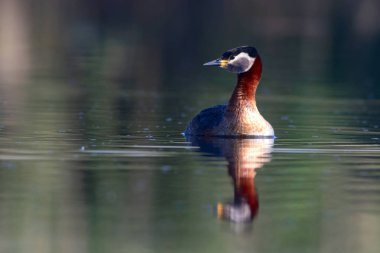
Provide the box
[1,0,380,100]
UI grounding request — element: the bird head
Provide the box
[203,46,259,74]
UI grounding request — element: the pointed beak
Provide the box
[203,58,229,68]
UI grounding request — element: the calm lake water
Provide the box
[1,1,380,252]
[1,79,380,252]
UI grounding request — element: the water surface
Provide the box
[1,84,380,253]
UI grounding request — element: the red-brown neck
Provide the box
[228,55,262,108]
[237,176,258,219]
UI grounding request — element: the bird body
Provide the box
[184,46,274,137]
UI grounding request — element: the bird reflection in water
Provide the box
[189,137,273,223]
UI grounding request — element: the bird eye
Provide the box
[229,56,235,60]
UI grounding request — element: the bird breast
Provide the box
[215,105,274,136]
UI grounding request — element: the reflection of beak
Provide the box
[203,58,229,68]
[217,202,224,218]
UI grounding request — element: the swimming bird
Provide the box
[184,46,274,137]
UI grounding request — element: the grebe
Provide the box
[184,46,274,137]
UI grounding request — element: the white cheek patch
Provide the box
[229,52,255,73]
